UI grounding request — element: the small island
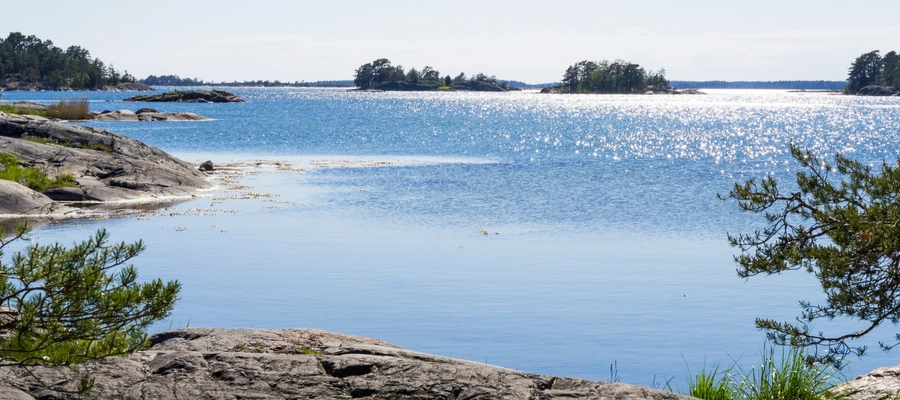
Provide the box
[352,58,520,92]
[845,50,900,95]
[542,59,684,94]
[124,90,245,103]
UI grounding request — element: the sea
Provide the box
[2,87,900,388]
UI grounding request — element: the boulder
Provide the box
[92,109,138,121]
[0,180,71,216]
[124,90,245,103]
[136,107,159,114]
[199,160,215,171]
[0,328,697,400]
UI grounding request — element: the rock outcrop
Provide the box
[833,365,900,400]
[124,90,245,103]
[856,85,900,96]
[0,111,213,207]
[0,180,71,216]
[90,109,209,121]
[0,328,695,400]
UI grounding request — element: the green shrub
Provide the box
[21,136,113,153]
[0,153,77,192]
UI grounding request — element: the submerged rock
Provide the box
[0,328,695,400]
[124,90,245,103]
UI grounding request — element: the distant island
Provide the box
[352,58,519,92]
[845,50,900,95]
[540,59,682,94]
[0,32,149,91]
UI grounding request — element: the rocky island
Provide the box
[124,90,245,103]
[353,58,520,92]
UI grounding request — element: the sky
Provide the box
[5,0,900,83]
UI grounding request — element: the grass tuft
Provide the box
[0,153,77,192]
[47,97,90,120]
[684,344,841,400]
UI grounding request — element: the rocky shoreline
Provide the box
[0,328,692,400]
[0,111,213,217]
[855,85,900,96]
[1,81,154,92]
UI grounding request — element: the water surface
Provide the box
[3,88,900,386]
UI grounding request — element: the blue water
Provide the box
[3,88,900,386]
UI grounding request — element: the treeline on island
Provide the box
[557,60,669,94]
[0,32,137,90]
[139,75,334,87]
[845,50,900,94]
[353,58,518,92]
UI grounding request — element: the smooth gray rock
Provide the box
[0,180,71,215]
[11,101,50,111]
[92,109,138,121]
[833,365,900,400]
[0,112,212,208]
[88,109,208,121]
[0,328,697,400]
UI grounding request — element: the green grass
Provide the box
[0,153,77,192]
[683,344,841,400]
[20,136,113,153]
[0,104,51,117]
[0,97,90,120]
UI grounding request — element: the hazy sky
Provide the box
[6,0,899,83]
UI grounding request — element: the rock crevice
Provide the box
[0,328,696,400]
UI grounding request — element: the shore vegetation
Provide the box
[683,344,839,400]
[0,153,76,192]
[0,98,91,120]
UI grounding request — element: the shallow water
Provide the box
[2,88,900,386]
